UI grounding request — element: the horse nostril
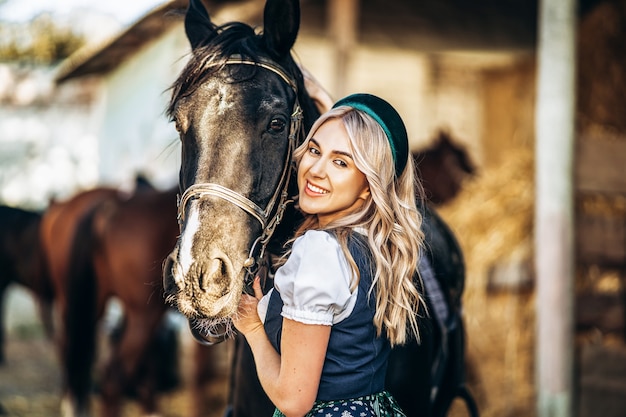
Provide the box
[199,257,229,293]
[162,252,179,294]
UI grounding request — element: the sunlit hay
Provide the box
[439,146,534,294]
[438,146,536,417]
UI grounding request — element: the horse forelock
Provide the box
[168,20,318,134]
[168,17,318,210]
[169,21,301,116]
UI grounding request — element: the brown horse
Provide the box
[40,184,180,417]
[41,186,122,415]
[413,130,476,206]
[0,205,54,364]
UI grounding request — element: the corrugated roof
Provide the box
[55,0,188,83]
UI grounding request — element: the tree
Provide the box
[0,13,85,64]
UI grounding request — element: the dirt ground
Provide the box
[0,336,62,416]
[0,328,230,417]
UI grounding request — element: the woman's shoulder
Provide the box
[293,229,340,252]
[275,229,355,325]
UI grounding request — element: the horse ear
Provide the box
[262,0,300,59]
[185,0,218,50]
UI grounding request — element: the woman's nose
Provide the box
[309,158,326,177]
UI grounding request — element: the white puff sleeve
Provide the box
[274,230,357,326]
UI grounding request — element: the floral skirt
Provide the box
[272,391,407,417]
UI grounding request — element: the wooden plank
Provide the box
[578,344,626,417]
[576,135,626,194]
[328,0,359,97]
[576,293,624,333]
[576,211,626,267]
[535,1,577,416]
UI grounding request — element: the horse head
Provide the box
[414,130,476,205]
[162,0,318,343]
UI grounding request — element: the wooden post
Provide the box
[535,0,577,416]
[328,0,359,97]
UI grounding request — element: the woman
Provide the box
[233,93,425,417]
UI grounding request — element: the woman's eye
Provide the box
[308,146,320,155]
[334,159,348,168]
[268,118,286,133]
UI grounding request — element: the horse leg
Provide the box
[190,340,229,417]
[36,298,55,340]
[56,297,97,417]
[621,266,626,342]
[55,205,105,417]
[99,309,163,417]
[0,281,9,365]
[58,273,99,417]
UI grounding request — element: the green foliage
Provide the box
[0,14,86,64]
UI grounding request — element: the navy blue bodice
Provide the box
[263,233,391,401]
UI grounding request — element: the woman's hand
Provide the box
[233,276,265,337]
[232,276,331,417]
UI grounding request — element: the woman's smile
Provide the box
[305,181,329,196]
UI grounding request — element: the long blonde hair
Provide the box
[292,106,425,346]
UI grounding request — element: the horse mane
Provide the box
[167,21,319,132]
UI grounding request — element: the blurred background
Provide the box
[0,0,625,416]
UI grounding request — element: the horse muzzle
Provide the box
[188,318,230,345]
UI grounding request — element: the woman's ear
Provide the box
[359,185,371,201]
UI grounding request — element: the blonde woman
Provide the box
[234,93,425,417]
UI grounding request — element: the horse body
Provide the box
[163,1,476,416]
[40,187,120,416]
[92,187,180,416]
[0,205,53,364]
[41,185,181,417]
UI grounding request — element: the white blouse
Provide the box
[257,230,358,326]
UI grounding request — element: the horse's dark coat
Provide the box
[414,130,476,206]
[0,205,53,364]
[164,1,477,416]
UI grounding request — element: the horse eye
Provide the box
[268,118,286,133]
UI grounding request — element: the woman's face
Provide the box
[297,118,370,227]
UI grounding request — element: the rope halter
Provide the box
[177,55,303,294]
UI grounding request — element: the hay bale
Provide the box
[438,146,536,417]
[439,146,534,292]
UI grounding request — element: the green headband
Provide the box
[332,93,409,177]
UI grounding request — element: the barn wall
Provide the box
[97,23,189,191]
[294,34,531,166]
[481,55,536,167]
[0,64,104,209]
[295,36,511,163]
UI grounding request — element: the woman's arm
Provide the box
[234,279,331,417]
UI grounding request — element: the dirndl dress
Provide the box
[272,391,407,417]
[259,230,407,417]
